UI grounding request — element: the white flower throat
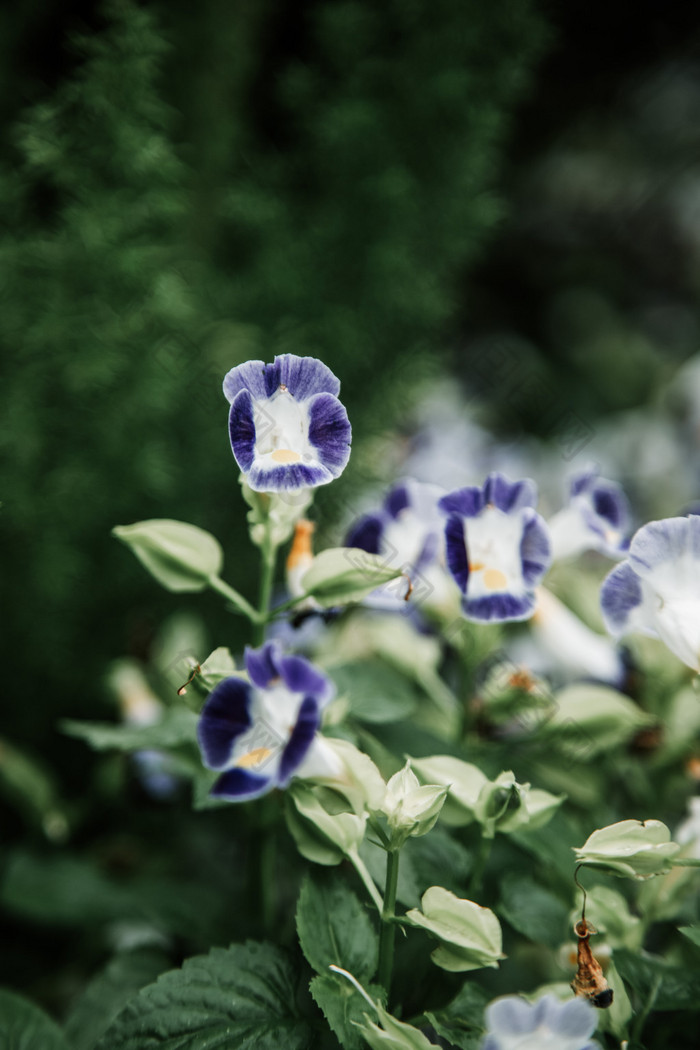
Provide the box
[253,387,312,465]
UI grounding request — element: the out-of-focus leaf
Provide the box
[615,948,700,1010]
[112,519,223,593]
[61,706,198,753]
[64,948,171,1050]
[330,660,418,723]
[498,873,569,949]
[0,989,69,1049]
[301,548,403,608]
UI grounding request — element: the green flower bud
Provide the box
[380,762,448,849]
[404,886,505,972]
[574,819,680,879]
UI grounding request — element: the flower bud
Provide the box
[380,762,448,848]
[574,819,680,879]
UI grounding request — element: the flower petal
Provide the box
[629,515,700,594]
[306,392,352,473]
[223,359,270,403]
[197,677,253,770]
[444,514,470,592]
[245,642,282,689]
[278,696,320,785]
[345,513,385,554]
[521,509,552,585]
[463,591,536,622]
[275,354,341,400]
[483,472,537,512]
[277,652,335,705]
[600,560,656,636]
[228,389,256,472]
[210,767,273,800]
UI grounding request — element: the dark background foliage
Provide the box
[2,0,700,1024]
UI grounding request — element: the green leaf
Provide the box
[0,989,69,1050]
[61,706,199,753]
[301,548,404,608]
[1,851,224,940]
[498,873,569,949]
[679,925,700,949]
[95,941,313,1049]
[0,736,66,838]
[404,887,504,972]
[64,948,171,1050]
[614,948,700,1010]
[113,519,223,592]
[330,660,418,723]
[424,982,489,1050]
[296,870,379,983]
[310,974,385,1050]
[539,684,654,757]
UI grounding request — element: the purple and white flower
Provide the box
[439,473,552,622]
[601,514,700,671]
[346,478,454,610]
[548,467,630,561]
[481,993,599,1050]
[197,642,339,800]
[223,354,351,492]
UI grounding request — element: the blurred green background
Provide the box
[3,0,700,1015]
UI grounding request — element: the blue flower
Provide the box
[549,468,630,560]
[223,354,351,492]
[481,993,599,1050]
[601,514,700,671]
[439,473,552,622]
[346,478,453,610]
[197,642,338,800]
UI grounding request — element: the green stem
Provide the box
[377,849,400,998]
[468,834,493,897]
[254,534,278,647]
[207,575,259,622]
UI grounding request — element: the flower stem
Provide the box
[468,833,492,897]
[377,849,400,998]
[254,534,278,647]
[207,575,260,623]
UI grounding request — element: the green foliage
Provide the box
[94,942,313,1049]
[424,983,489,1050]
[0,989,69,1050]
[112,520,224,593]
[64,948,171,1050]
[310,975,386,1050]
[498,873,569,949]
[61,706,198,753]
[615,948,700,1011]
[296,870,379,983]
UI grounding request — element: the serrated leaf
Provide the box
[296,871,378,983]
[0,989,69,1050]
[615,948,700,1010]
[310,973,385,1050]
[301,548,403,608]
[64,948,171,1050]
[61,706,198,753]
[113,519,223,592]
[424,982,489,1050]
[95,941,313,1049]
[498,874,569,949]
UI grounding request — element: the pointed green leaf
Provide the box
[296,871,378,983]
[95,942,313,1049]
[113,519,223,592]
[61,706,198,753]
[301,548,404,608]
[310,974,385,1050]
